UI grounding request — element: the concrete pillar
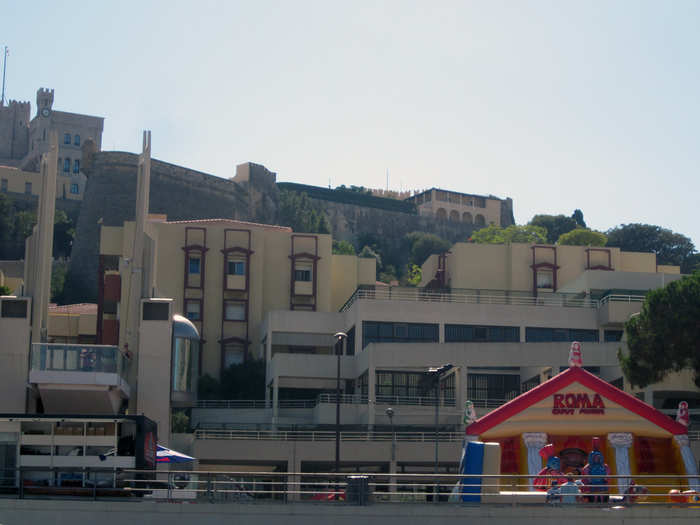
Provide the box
[28,131,57,343]
[272,377,279,429]
[389,458,397,501]
[286,448,302,502]
[368,355,376,430]
[438,323,445,343]
[265,331,272,363]
[519,326,526,342]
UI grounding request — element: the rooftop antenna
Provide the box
[386,168,389,193]
[1,46,8,107]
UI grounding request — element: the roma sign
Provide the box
[552,393,605,415]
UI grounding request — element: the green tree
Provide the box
[171,410,191,433]
[379,264,398,284]
[606,223,696,272]
[404,231,451,266]
[278,190,331,233]
[0,285,11,295]
[53,210,75,258]
[197,374,222,400]
[572,209,586,228]
[0,193,13,257]
[51,261,68,302]
[406,264,422,287]
[557,228,607,246]
[471,224,547,244]
[618,271,700,388]
[529,214,578,244]
[358,245,382,268]
[219,359,266,399]
[332,240,356,255]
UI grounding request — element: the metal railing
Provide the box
[30,343,128,378]
[1,467,699,506]
[196,399,316,409]
[318,393,457,407]
[340,287,646,312]
[194,429,464,442]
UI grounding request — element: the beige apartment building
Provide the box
[97,216,376,379]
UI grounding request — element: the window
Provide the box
[224,301,246,321]
[227,260,245,276]
[362,321,439,349]
[525,327,599,343]
[70,183,79,194]
[536,270,553,289]
[74,134,80,146]
[63,158,70,173]
[375,371,427,399]
[184,300,201,321]
[604,330,623,342]
[223,343,245,368]
[188,256,201,274]
[445,324,520,343]
[64,133,71,145]
[24,182,32,194]
[294,267,312,282]
[1,179,7,192]
[73,159,80,173]
[468,373,520,401]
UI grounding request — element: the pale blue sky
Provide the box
[3,1,699,246]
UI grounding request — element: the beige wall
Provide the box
[422,242,681,292]
[0,164,82,201]
[0,165,43,196]
[46,311,96,342]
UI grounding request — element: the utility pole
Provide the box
[1,47,9,107]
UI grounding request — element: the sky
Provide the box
[2,1,699,247]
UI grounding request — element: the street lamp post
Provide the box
[385,407,395,500]
[427,364,453,502]
[334,332,347,486]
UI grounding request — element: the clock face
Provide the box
[41,108,50,117]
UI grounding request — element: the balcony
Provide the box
[29,344,130,414]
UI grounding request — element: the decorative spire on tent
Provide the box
[568,341,583,367]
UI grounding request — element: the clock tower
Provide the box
[36,88,54,118]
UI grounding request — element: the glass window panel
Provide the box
[188,257,201,274]
[224,302,245,321]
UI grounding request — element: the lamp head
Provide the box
[385,407,394,418]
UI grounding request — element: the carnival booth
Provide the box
[458,345,699,501]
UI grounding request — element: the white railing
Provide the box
[340,287,646,312]
[195,429,464,442]
[598,294,647,306]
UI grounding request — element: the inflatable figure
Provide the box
[533,444,566,491]
[676,401,690,427]
[582,437,611,502]
[568,341,582,367]
[464,400,477,425]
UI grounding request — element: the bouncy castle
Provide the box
[459,344,699,499]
